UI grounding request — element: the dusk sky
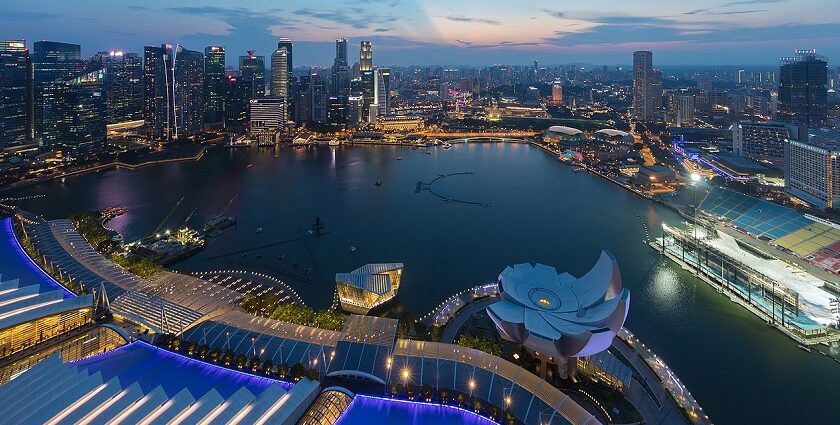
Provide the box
[2,0,839,67]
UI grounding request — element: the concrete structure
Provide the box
[487,252,629,378]
[543,126,584,146]
[551,81,563,106]
[633,51,658,120]
[374,115,423,132]
[779,49,828,128]
[785,129,840,208]
[203,46,225,126]
[335,263,403,314]
[733,121,797,167]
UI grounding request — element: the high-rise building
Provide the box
[249,97,284,132]
[778,49,828,128]
[377,68,391,116]
[309,70,328,124]
[359,41,372,72]
[95,51,142,124]
[785,130,840,208]
[61,67,107,157]
[0,39,33,146]
[143,44,174,140]
[551,81,563,106]
[331,38,350,97]
[733,121,797,167]
[270,46,289,98]
[204,46,225,126]
[650,70,663,109]
[294,74,311,124]
[672,94,695,127]
[737,69,746,84]
[632,51,656,121]
[224,75,249,133]
[277,38,292,78]
[33,41,81,146]
[327,96,347,125]
[173,45,204,138]
[238,52,265,98]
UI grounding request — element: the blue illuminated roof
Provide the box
[0,217,74,297]
[699,188,814,240]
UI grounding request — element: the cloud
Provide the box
[721,0,785,6]
[541,9,566,19]
[445,16,500,25]
[455,39,541,48]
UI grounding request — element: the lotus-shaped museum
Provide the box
[487,251,629,359]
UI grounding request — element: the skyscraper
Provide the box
[0,39,33,147]
[97,51,142,124]
[33,41,81,146]
[61,67,107,157]
[309,70,328,124]
[377,68,391,116]
[224,75,249,133]
[785,130,840,208]
[277,38,293,78]
[173,45,204,138]
[632,51,655,121]
[143,44,174,140]
[270,45,289,100]
[734,121,797,167]
[551,81,563,106]
[359,41,372,72]
[331,38,350,97]
[238,52,265,98]
[778,49,828,128]
[204,46,225,126]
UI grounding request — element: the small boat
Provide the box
[375,181,382,186]
[247,163,255,168]
[256,227,263,233]
[307,229,314,235]
[426,151,432,155]
[798,344,812,353]
[349,246,357,252]
[273,154,279,158]
[396,157,403,160]
[442,142,452,150]
[328,139,340,147]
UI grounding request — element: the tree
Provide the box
[290,363,307,380]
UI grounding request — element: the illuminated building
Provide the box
[224,75,249,133]
[249,97,284,142]
[331,38,350,97]
[204,46,225,126]
[0,39,32,146]
[632,50,657,120]
[143,44,174,140]
[239,51,265,98]
[33,41,81,146]
[270,43,289,100]
[336,263,404,314]
[377,68,391,116]
[99,51,143,125]
[375,115,423,132]
[543,125,584,149]
[779,49,827,128]
[487,252,629,378]
[359,41,372,72]
[733,121,798,167]
[61,68,107,157]
[173,45,204,138]
[551,81,563,106]
[785,129,840,209]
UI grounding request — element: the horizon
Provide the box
[2,0,839,67]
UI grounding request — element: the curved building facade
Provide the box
[543,126,584,145]
[593,129,634,146]
[487,251,629,372]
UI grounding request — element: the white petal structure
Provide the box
[487,251,630,358]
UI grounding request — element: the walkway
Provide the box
[440,297,499,343]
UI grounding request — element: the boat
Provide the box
[307,229,314,235]
[256,227,263,233]
[442,142,452,150]
[396,157,403,160]
[247,163,255,168]
[798,344,812,353]
[328,139,340,147]
[349,246,357,252]
[375,181,382,186]
[426,151,432,155]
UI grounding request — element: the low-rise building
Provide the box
[336,263,404,314]
[374,115,424,132]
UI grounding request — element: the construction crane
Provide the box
[219,193,238,216]
[153,195,185,235]
[180,208,197,229]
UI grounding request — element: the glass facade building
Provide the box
[0,39,32,146]
[204,46,225,126]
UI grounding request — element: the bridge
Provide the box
[421,131,538,139]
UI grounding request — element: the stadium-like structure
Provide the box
[487,251,630,376]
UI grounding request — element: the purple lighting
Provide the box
[2,217,74,297]
[336,395,499,425]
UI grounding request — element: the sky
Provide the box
[1,0,839,67]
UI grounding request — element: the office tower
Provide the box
[551,81,563,106]
[733,121,797,167]
[277,38,293,78]
[377,68,391,116]
[331,38,350,97]
[778,49,828,128]
[224,75,249,133]
[270,46,289,98]
[33,41,81,146]
[632,51,656,120]
[61,67,107,157]
[737,69,745,84]
[785,130,840,208]
[309,70,328,124]
[96,51,143,124]
[347,95,364,126]
[294,74,312,123]
[238,51,265,98]
[327,96,347,125]
[204,46,225,126]
[650,69,663,109]
[0,40,33,146]
[143,44,174,140]
[173,45,204,138]
[249,97,284,132]
[359,41,372,72]
[673,94,695,127]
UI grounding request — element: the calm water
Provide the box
[9,143,838,425]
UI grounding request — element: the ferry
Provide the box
[328,139,341,147]
[442,141,452,150]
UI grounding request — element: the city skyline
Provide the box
[2,1,839,66]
